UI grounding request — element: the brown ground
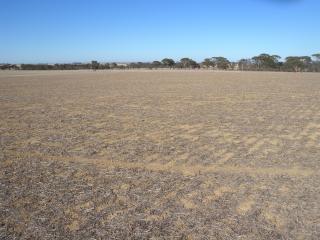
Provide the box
[0,70,319,239]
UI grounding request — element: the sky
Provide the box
[1,0,319,63]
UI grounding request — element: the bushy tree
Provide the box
[161,58,175,68]
[110,63,118,69]
[284,56,312,72]
[91,60,99,70]
[151,61,162,69]
[252,54,281,70]
[180,58,199,68]
[238,59,253,71]
[212,57,230,70]
[201,58,215,68]
[0,64,19,70]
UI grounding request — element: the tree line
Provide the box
[1,53,320,72]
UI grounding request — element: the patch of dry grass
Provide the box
[1,70,320,239]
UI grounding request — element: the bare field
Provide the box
[0,70,320,239]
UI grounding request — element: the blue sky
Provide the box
[1,0,319,63]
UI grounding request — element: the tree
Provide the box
[201,58,214,68]
[91,60,99,70]
[189,60,200,69]
[110,63,118,69]
[103,63,110,69]
[284,56,312,72]
[312,53,320,61]
[151,61,162,69]
[212,57,230,70]
[180,58,199,68]
[136,62,144,68]
[252,54,281,70]
[0,64,19,70]
[180,58,190,68]
[238,59,253,71]
[161,58,175,68]
[311,53,320,72]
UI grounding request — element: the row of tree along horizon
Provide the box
[1,53,320,72]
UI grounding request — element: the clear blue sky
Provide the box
[1,0,319,63]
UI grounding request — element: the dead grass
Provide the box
[0,70,320,239]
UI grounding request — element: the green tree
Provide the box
[110,63,118,69]
[180,58,191,68]
[201,58,215,68]
[91,60,99,70]
[252,54,281,70]
[238,59,253,71]
[152,61,162,68]
[284,56,312,72]
[180,58,199,68]
[161,58,175,68]
[104,63,110,69]
[212,57,230,70]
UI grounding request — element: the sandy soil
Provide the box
[0,70,319,239]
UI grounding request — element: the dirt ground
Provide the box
[0,70,319,239]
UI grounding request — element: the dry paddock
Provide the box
[0,70,320,239]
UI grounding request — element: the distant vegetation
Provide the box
[1,53,320,72]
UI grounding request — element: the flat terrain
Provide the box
[0,70,319,239]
